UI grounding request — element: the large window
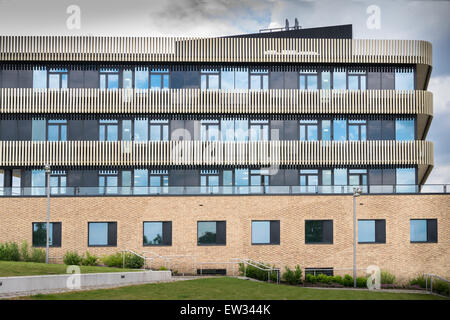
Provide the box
[32,118,46,141]
[348,70,367,90]
[321,71,331,90]
[299,70,318,90]
[249,119,269,141]
[149,120,169,141]
[201,69,220,89]
[299,120,318,141]
[134,67,149,89]
[88,222,117,246]
[99,170,118,194]
[333,69,347,89]
[251,220,280,245]
[348,169,368,187]
[32,222,61,247]
[150,68,170,89]
[396,168,416,193]
[48,68,68,89]
[99,119,118,141]
[200,170,219,193]
[134,118,148,142]
[31,170,45,195]
[201,120,220,141]
[33,68,47,89]
[99,68,119,89]
[143,222,172,246]
[410,219,437,243]
[333,119,347,141]
[299,169,319,193]
[358,220,386,243]
[395,69,414,90]
[250,69,268,90]
[305,220,333,244]
[47,119,67,141]
[348,119,367,141]
[50,170,67,195]
[395,118,415,141]
[149,170,169,194]
[197,221,226,245]
[221,67,248,89]
[133,169,148,195]
[221,119,248,141]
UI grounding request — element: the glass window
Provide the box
[134,118,148,142]
[143,222,163,245]
[48,68,68,89]
[235,68,249,89]
[134,169,148,195]
[201,69,220,90]
[396,168,416,193]
[250,120,269,141]
[31,170,45,196]
[149,170,169,194]
[305,220,332,244]
[333,119,347,141]
[321,120,331,141]
[149,120,169,141]
[0,169,4,195]
[321,71,331,90]
[50,170,67,195]
[122,69,133,89]
[395,70,414,90]
[12,169,21,196]
[348,120,367,141]
[299,169,319,193]
[250,69,268,90]
[252,221,270,244]
[396,118,415,141]
[121,170,132,195]
[99,68,119,90]
[88,222,108,246]
[33,68,47,89]
[299,70,318,90]
[358,220,375,243]
[334,168,347,186]
[201,120,220,141]
[47,119,67,141]
[134,68,149,89]
[99,119,118,141]
[333,70,346,89]
[410,219,427,242]
[32,222,58,247]
[299,120,318,141]
[198,221,217,245]
[99,170,118,194]
[235,169,249,186]
[150,68,170,89]
[122,120,132,141]
[32,119,46,141]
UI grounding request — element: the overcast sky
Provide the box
[0,0,448,184]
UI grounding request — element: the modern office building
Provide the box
[0,25,448,280]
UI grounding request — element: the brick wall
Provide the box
[0,194,448,281]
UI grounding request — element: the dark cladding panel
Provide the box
[2,70,18,88]
[284,169,299,186]
[367,120,382,140]
[68,170,82,187]
[184,71,200,88]
[184,170,199,186]
[367,72,381,89]
[0,119,18,140]
[17,119,32,140]
[170,120,185,140]
[284,71,298,89]
[269,71,284,89]
[69,70,84,88]
[369,169,382,185]
[22,170,31,188]
[383,169,395,185]
[381,72,395,90]
[68,120,84,140]
[381,120,395,140]
[270,169,285,186]
[84,70,99,88]
[83,120,99,140]
[284,120,298,140]
[171,71,184,89]
[83,170,98,187]
[169,170,185,186]
[18,70,33,88]
[270,120,284,140]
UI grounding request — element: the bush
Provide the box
[381,270,396,284]
[432,280,450,296]
[20,241,30,262]
[409,274,426,288]
[124,253,144,269]
[305,274,317,284]
[29,248,46,263]
[0,242,20,261]
[102,253,123,268]
[282,265,302,285]
[81,252,99,266]
[356,277,368,288]
[342,274,354,287]
[63,251,82,265]
[316,274,334,284]
[239,262,278,282]
[332,275,343,285]
[158,266,168,271]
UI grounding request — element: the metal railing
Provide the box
[424,274,450,297]
[0,184,448,197]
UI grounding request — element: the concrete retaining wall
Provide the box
[0,270,172,295]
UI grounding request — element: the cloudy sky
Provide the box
[0,0,449,184]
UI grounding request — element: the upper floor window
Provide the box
[134,67,148,89]
[99,170,118,194]
[348,169,368,187]
[221,119,248,141]
[134,118,148,142]
[201,69,220,90]
[99,119,118,141]
[299,169,319,192]
[100,68,119,90]
[321,71,331,90]
[200,170,219,193]
[150,120,169,141]
[333,69,347,90]
[221,67,248,90]
[150,68,170,90]
[348,119,367,141]
[396,168,416,193]
[348,70,367,90]
[299,120,318,141]
[201,119,220,141]
[299,70,318,90]
[250,69,268,90]
[33,68,47,89]
[249,119,269,141]
[410,219,437,243]
[48,68,68,89]
[50,170,67,195]
[395,118,415,141]
[47,119,67,141]
[395,69,414,90]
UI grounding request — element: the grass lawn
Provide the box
[0,261,139,277]
[19,277,446,300]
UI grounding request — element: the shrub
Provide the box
[432,280,450,296]
[381,270,396,284]
[316,274,334,284]
[20,241,30,262]
[332,275,343,285]
[342,274,354,287]
[305,274,317,284]
[124,253,144,269]
[63,251,82,265]
[238,262,278,282]
[158,266,168,271]
[81,252,99,266]
[409,274,426,288]
[356,277,368,288]
[0,242,20,261]
[102,253,123,268]
[29,248,46,263]
[282,265,302,285]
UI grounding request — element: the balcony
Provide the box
[0,36,432,66]
[0,88,433,116]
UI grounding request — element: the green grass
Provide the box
[17,277,446,300]
[0,260,139,277]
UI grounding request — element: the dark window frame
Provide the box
[32,222,62,248]
[305,219,333,244]
[197,220,226,246]
[357,219,386,244]
[87,221,117,247]
[143,221,172,246]
[251,220,280,245]
[410,219,438,243]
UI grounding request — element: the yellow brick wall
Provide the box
[0,194,448,281]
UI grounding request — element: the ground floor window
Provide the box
[305,220,333,244]
[88,222,117,246]
[251,220,280,245]
[410,219,437,243]
[143,221,172,246]
[32,222,61,247]
[358,220,386,243]
[197,221,226,245]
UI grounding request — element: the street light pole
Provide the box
[353,187,362,288]
[45,164,51,264]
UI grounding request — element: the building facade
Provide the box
[0,25,448,280]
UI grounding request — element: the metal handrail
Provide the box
[424,274,450,296]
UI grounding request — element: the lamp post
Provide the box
[353,187,362,288]
[44,164,51,264]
